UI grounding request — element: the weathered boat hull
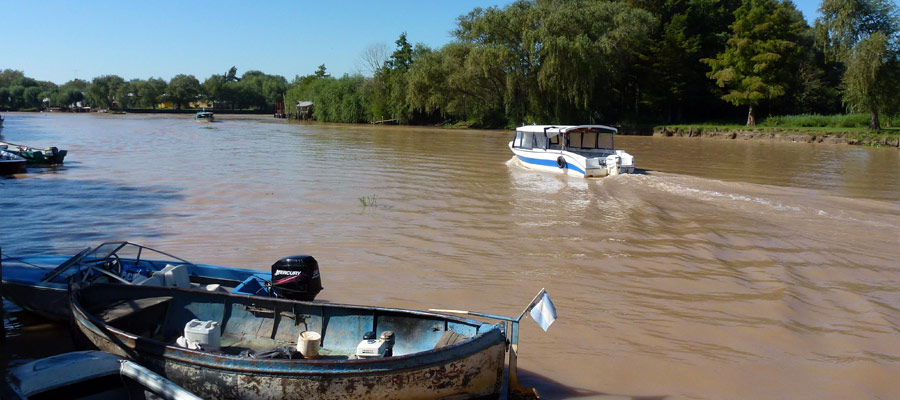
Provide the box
[72,284,507,400]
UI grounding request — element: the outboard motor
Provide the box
[271,255,322,301]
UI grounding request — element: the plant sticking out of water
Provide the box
[359,194,377,208]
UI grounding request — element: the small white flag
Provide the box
[529,292,557,332]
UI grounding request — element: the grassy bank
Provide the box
[648,114,900,147]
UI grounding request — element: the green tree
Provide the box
[202,74,226,107]
[454,2,541,124]
[314,64,330,78]
[225,66,240,83]
[0,69,26,88]
[0,88,10,108]
[166,74,201,109]
[87,75,125,109]
[818,0,900,129]
[134,78,166,108]
[704,0,808,125]
[625,0,743,122]
[23,86,42,109]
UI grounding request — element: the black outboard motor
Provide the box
[271,255,322,301]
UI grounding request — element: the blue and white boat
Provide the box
[1,241,322,321]
[194,110,214,122]
[509,125,635,177]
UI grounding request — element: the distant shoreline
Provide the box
[5,110,899,147]
[625,126,900,147]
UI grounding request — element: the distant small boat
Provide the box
[5,350,202,400]
[2,241,323,321]
[194,110,214,122]
[0,150,26,175]
[509,125,635,177]
[0,141,67,165]
[71,283,513,400]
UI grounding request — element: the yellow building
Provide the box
[156,100,214,109]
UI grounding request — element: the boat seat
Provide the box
[159,264,191,288]
[132,264,190,288]
[434,330,465,349]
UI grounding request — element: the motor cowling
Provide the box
[271,255,322,301]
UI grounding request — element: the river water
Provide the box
[2,112,900,399]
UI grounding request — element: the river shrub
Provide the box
[762,114,898,128]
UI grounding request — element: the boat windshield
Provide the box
[40,242,194,283]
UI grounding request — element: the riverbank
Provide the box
[646,125,900,147]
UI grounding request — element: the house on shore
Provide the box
[296,101,313,120]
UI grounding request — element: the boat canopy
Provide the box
[516,125,617,138]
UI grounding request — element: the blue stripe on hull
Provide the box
[515,154,586,175]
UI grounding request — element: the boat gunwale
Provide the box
[72,284,507,375]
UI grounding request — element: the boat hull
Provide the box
[0,160,25,174]
[510,145,633,177]
[2,280,69,320]
[1,148,66,165]
[72,285,507,400]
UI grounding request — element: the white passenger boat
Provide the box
[509,125,635,177]
[194,110,214,122]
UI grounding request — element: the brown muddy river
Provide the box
[2,113,900,399]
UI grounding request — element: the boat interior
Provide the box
[79,285,488,361]
[40,242,266,296]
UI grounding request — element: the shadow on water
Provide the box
[1,301,76,364]
[0,177,185,256]
[509,367,668,399]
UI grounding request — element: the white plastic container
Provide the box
[183,319,220,351]
[297,331,320,359]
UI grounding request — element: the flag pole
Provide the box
[516,288,547,322]
[428,289,546,400]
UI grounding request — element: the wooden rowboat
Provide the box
[72,283,517,400]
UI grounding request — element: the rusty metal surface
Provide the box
[72,284,507,399]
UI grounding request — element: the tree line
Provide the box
[0,67,286,112]
[3,0,899,129]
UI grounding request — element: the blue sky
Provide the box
[3,0,826,85]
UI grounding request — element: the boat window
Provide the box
[514,131,523,148]
[583,132,598,149]
[568,133,582,149]
[534,133,547,150]
[548,135,560,149]
[522,132,533,149]
[598,133,613,149]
